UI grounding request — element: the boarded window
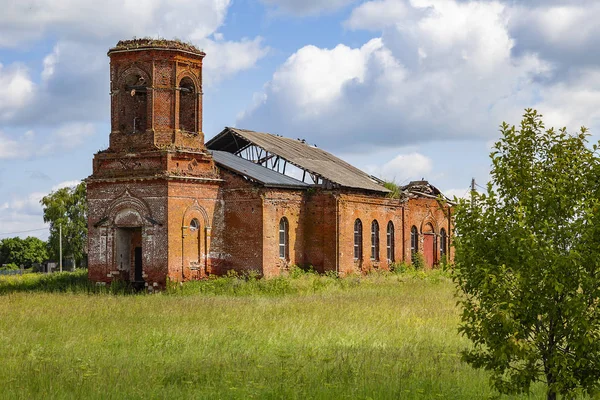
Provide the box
[354,219,362,260]
[179,77,196,133]
[279,217,289,259]
[387,221,395,262]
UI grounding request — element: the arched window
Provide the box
[440,228,447,257]
[189,218,201,265]
[120,73,147,134]
[410,226,419,254]
[371,220,380,261]
[387,221,395,262]
[179,77,196,133]
[354,219,363,260]
[279,217,289,260]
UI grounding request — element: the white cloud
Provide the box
[52,181,82,191]
[201,37,270,83]
[260,0,357,16]
[345,0,426,30]
[0,0,231,48]
[0,63,34,120]
[1,1,268,128]
[238,0,559,150]
[365,152,433,183]
[0,124,96,160]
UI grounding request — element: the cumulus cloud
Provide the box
[0,124,95,160]
[345,0,429,30]
[365,152,433,183]
[0,63,34,121]
[507,3,600,74]
[0,0,230,47]
[1,0,268,131]
[260,0,357,16]
[239,0,556,150]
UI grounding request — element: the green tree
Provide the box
[453,109,600,400]
[0,236,48,268]
[40,181,87,267]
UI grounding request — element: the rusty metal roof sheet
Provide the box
[207,127,389,193]
[211,150,309,189]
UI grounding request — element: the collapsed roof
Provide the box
[211,150,309,189]
[207,127,389,193]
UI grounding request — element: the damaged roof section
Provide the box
[402,180,454,204]
[207,127,389,193]
[211,150,309,189]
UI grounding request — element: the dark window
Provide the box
[279,217,289,259]
[411,226,419,254]
[190,218,199,232]
[387,221,395,262]
[440,228,447,257]
[371,220,379,261]
[354,219,363,260]
[179,77,196,133]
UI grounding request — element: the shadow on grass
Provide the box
[0,269,137,295]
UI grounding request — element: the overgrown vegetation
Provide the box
[40,181,87,267]
[454,109,600,400]
[1,269,547,399]
[0,236,47,269]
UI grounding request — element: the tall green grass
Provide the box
[0,270,545,399]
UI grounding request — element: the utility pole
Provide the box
[59,223,63,273]
[471,178,476,207]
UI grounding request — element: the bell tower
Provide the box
[107,39,206,151]
[87,39,221,289]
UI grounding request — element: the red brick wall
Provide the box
[262,189,305,277]
[403,197,453,268]
[165,179,220,282]
[87,179,169,286]
[211,171,264,275]
[337,193,403,274]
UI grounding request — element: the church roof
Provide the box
[207,127,389,193]
[211,150,309,189]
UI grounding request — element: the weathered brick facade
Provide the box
[87,39,453,289]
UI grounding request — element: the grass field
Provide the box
[0,270,545,399]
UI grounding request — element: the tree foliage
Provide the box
[453,109,600,399]
[40,181,87,266]
[0,236,48,268]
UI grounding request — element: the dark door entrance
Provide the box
[134,247,143,282]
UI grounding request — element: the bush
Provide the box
[0,263,20,271]
[411,252,426,270]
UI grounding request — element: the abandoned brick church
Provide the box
[87,39,453,288]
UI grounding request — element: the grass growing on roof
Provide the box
[0,269,545,399]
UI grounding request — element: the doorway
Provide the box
[422,223,436,268]
[115,227,143,283]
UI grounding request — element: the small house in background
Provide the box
[86,39,453,290]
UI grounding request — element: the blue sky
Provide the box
[2,0,600,240]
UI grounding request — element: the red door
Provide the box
[423,234,435,268]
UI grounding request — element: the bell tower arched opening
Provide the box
[179,77,197,133]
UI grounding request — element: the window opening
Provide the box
[354,219,363,260]
[371,220,380,261]
[279,217,289,259]
[387,221,395,262]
